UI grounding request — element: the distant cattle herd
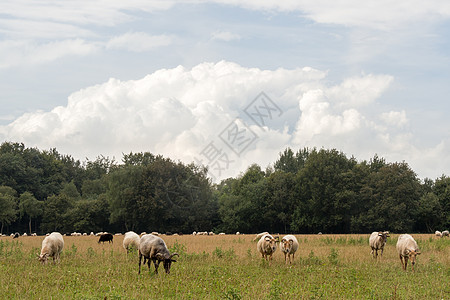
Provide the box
[3,228,449,273]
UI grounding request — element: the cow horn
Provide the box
[169,253,179,259]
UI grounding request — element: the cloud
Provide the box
[213,0,450,30]
[211,31,241,42]
[380,110,408,128]
[0,1,174,27]
[0,39,99,68]
[106,32,172,52]
[328,74,394,108]
[0,61,446,180]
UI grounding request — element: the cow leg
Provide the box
[153,258,160,274]
[147,258,151,271]
[138,253,142,274]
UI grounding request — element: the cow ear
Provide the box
[416,250,421,255]
[155,253,164,260]
[405,249,410,255]
[289,240,293,245]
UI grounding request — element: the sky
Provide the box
[1,0,449,181]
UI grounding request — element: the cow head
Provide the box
[38,253,49,265]
[156,253,179,274]
[405,249,421,271]
[281,238,294,253]
[265,236,279,253]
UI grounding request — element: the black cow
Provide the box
[98,233,113,244]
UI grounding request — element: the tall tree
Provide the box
[41,194,73,233]
[291,149,357,233]
[19,192,44,234]
[433,175,450,228]
[0,186,18,234]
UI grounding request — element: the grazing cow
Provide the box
[396,234,421,272]
[280,235,299,264]
[98,233,113,244]
[257,234,279,261]
[369,231,390,259]
[139,234,179,274]
[38,232,64,264]
[123,231,140,253]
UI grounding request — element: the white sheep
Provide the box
[442,230,449,237]
[280,235,299,264]
[138,234,179,274]
[435,231,442,237]
[257,234,279,261]
[253,232,269,242]
[38,232,64,265]
[123,231,141,253]
[396,234,421,272]
[369,231,390,259]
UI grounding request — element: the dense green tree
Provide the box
[19,191,44,234]
[352,162,421,233]
[291,149,357,233]
[66,195,110,233]
[0,141,447,235]
[81,178,107,197]
[433,175,450,228]
[122,152,157,166]
[273,147,309,174]
[107,165,142,231]
[136,158,216,233]
[265,171,296,233]
[415,192,442,232]
[60,181,81,200]
[0,186,18,234]
[41,194,73,233]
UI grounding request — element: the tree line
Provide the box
[0,142,448,235]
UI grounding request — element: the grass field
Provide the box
[0,233,448,299]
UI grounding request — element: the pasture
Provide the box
[0,234,448,299]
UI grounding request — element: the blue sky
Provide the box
[1,1,449,181]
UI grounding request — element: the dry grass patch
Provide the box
[1,233,448,299]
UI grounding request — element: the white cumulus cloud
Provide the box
[380,110,408,128]
[0,61,446,180]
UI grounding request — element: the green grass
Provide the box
[0,234,448,299]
